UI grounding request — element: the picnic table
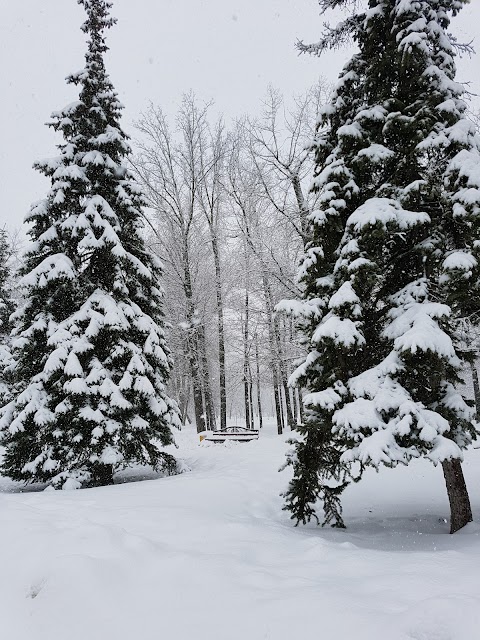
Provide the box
[201,426,259,443]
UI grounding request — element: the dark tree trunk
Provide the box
[276,328,294,430]
[211,238,227,431]
[273,378,283,434]
[255,335,263,430]
[263,274,283,435]
[243,251,252,431]
[198,324,216,431]
[470,360,480,421]
[248,362,255,429]
[288,317,298,430]
[243,304,251,431]
[298,387,305,425]
[189,343,205,433]
[279,386,287,433]
[276,318,294,431]
[91,464,114,487]
[291,174,310,243]
[243,360,251,429]
[179,381,190,426]
[442,458,473,533]
[244,370,251,430]
[292,386,298,425]
[266,278,294,430]
[183,245,205,433]
[282,380,294,430]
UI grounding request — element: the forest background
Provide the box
[1,0,479,428]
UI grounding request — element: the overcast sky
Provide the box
[1,0,478,233]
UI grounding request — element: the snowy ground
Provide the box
[1,421,480,640]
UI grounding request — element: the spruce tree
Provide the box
[0,0,181,489]
[0,228,14,406]
[0,229,14,338]
[281,0,480,532]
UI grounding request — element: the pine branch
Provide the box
[296,14,363,56]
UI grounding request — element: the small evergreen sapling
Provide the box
[0,0,181,488]
[280,0,480,532]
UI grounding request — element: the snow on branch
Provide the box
[297,15,362,56]
[448,33,475,58]
[317,0,361,15]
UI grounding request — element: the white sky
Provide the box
[0,0,478,233]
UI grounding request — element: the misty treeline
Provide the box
[130,83,330,433]
[2,92,479,437]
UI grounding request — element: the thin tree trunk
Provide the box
[243,244,253,430]
[298,387,305,425]
[178,340,191,426]
[276,321,294,430]
[282,379,294,430]
[171,374,179,409]
[185,311,204,433]
[470,360,480,420]
[248,362,254,429]
[288,317,298,429]
[293,387,300,426]
[273,385,283,434]
[180,381,190,425]
[198,323,216,431]
[292,386,298,425]
[265,276,294,430]
[263,274,283,435]
[188,332,205,433]
[442,459,473,533]
[255,334,263,430]
[211,237,227,430]
[243,289,251,431]
[291,174,310,243]
[244,370,251,429]
[183,244,205,433]
[278,384,288,431]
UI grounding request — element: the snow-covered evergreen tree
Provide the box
[0,0,181,488]
[0,229,14,334]
[281,0,480,531]
[0,228,14,406]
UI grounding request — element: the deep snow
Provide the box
[1,421,479,640]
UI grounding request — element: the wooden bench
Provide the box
[202,427,259,443]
